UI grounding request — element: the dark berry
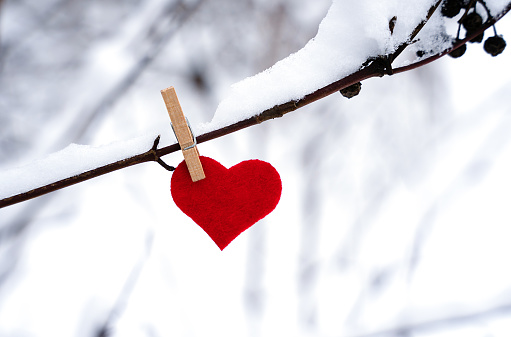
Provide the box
[484,35,507,56]
[340,82,362,99]
[462,12,483,32]
[449,43,467,58]
[416,50,426,58]
[469,31,484,43]
[441,0,462,18]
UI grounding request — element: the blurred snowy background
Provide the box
[1,0,511,336]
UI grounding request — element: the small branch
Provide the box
[352,302,511,337]
[1,1,510,209]
[394,1,511,74]
[0,146,161,208]
[389,0,443,63]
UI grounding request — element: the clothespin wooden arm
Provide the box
[161,86,206,182]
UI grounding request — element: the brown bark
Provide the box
[1,1,510,209]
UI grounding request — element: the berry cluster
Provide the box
[340,1,506,99]
[441,0,506,58]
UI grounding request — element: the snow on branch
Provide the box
[0,135,160,207]
[202,0,443,133]
[1,0,510,209]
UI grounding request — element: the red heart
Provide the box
[171,156,282,250]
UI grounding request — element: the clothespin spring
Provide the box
[170,117,197,151]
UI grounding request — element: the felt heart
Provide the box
[171,156,282,250]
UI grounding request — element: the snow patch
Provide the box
[486,0,511,16]
[201,0,439,133]
[0,134,158,199]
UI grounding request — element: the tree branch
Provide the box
[389,0,443,63]
[395,1,511,74]
[1,1,510,209]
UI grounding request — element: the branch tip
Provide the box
[152,135,161,151]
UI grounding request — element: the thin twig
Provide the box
[351,302,511,337]
[394,1,511,74]
[389,0,443,63]
[1,1,510,209]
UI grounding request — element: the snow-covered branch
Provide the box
[1,0,510,209]
[0,135,163,208]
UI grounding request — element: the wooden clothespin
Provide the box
[161,86,206,182]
